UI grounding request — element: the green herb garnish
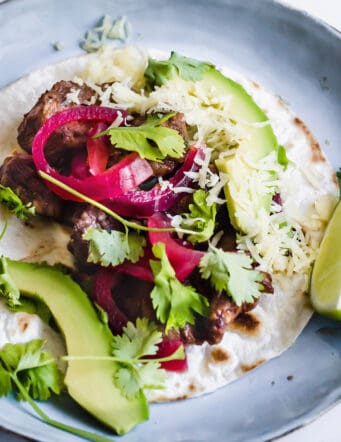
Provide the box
[63,318,185,400]
[83,228,146,267]
[0,185,35,220]
[199,245,264,306]
[181,190,217,244]
[150,243,209,332]
[145,51,214,88]
[101,112,186,162]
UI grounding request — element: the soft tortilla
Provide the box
[0,52,338,402]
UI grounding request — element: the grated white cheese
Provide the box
[83,45,147,89]
[172,187,196,194]
[107,110,125,129]
[206,172,228,206]
[210,230,224,247]
[65,88,81,105]
[158,177,174,192]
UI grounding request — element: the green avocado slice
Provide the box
[203,68,279,233]
[145,53,282,234]
[4,259,148,435]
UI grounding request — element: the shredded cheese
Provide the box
[65,88,81,105]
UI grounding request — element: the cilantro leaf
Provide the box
[83,228,146,267]
[111,318,170,399]
[150,243,209,331]
[0,185,35,220]
[137,360,166,390]
[102,112,186,162]
[0,257,21,307]
[112,318,161,360]
[0,340,64,401]
[0,339,43,372]
[145,51,214,88]
[181,190,217,243]
[337,167,341,193]
[19,351,64,400]
[199,246,264,306]
[114,365,141,399]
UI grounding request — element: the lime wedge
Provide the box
[310,200,341,320]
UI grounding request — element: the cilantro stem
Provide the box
[61,345,185,364]
[39,171,197,235]
[0,209,9,241]
[10,374,114,442]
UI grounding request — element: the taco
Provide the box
[0,46,338,432]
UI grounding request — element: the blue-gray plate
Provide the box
[0,0,340,441]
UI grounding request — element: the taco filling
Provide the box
[0,46,338,434]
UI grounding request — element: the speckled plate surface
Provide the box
[0,0,340,441]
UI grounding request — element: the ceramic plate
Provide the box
[0,0,340,441]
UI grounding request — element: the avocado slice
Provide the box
[145,53,281,234]
[4,259,148,435]
[203,68,279,233]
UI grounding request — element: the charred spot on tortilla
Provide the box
[210,347,230,363]
[17,313,32,333]
[293,117,326,163]
[241,359,266,373]
[155,394,189,402]
[229,313,260,336]
[23,220,35,229]
[189,383,197,392]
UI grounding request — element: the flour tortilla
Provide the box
[0,52,338,402]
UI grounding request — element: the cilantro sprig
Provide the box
[0,185,35,220]
[0,185,35,239]
[101,112,186,162]
[0,340,112,442]
[145,52,214,89]
[199,246,265,306]
[63,318,185,399]
[180,190,217,244]
[112,318,178,398]
[0,340,63,401]
[150,243,209,331]
[83,228,146,267]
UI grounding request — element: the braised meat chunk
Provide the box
[112,274,156,323]
[148,158,179,177]
[68,205,122,271]
[0,154,63,218]
[17,81,96,167]
[171,269,274,345]
[161,112,188,140]
[132,112,189,178]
